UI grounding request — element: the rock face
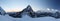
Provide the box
[0,7,6,15]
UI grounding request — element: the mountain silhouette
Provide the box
[9,5,35,18]
[0,7,6,15]
[8,5,60,19]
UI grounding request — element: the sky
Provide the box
[0,0,60,12]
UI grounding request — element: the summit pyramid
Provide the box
[22,5,33,12]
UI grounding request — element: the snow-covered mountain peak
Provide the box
[22,5,33,12]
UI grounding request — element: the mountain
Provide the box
[9,5,35,18]
[19,5,36,18]
[22,5,33,12]
[0,7,6,15]
[8,5,60,19]
[0,5,60,21]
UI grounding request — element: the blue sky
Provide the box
[0,0,60,12]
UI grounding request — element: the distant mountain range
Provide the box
[0,5,60,19]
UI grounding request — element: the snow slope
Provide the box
[0,15,13,21]
[13,15,57,21]
[0,15,60,21]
